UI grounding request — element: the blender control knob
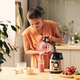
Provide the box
[53,62,59,68]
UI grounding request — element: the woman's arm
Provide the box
[48,27,63,44]
[23,37,39,55]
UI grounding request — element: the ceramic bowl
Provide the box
[23,68,34,75]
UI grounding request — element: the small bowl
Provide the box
[23,68,34,75]
[13,69,19,74]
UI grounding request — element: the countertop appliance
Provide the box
[50,52,63,73]
[36,37,63,73]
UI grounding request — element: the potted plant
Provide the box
[0,20,20,72]
[74,32,80,43]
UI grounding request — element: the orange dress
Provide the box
[22,20,56,69]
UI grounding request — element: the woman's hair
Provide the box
[27,8,42,19]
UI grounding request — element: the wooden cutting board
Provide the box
[59,73,74,78]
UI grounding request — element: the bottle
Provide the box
[38,55,44,72]
[72,36,74,44]
[68,36,71,45]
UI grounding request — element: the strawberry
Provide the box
[65,72,68,75]
[68,72,72,75]
[67,67,71,72]
[71,66,76,70]
[72,69,75,73]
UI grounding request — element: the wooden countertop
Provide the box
[56,43,80,50]
[0,67,75,80]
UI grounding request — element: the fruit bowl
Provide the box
[23,67,34,75]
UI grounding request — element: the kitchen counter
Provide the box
[0,67,75,80]
[56,43,80,50]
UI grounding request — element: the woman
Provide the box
[22,8,63,69]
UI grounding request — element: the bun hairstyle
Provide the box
[27,8,42,19]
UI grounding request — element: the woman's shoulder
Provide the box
[43,20,56,29]
[43,20,56,24]
[22,26,32,36]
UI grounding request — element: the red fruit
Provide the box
[67,67,69,69]
[65,72,68,75]
[71,66,76,70]
[71,66,74,68]
[73,67,76,70]
[72,69,75,73]
[62,72,64,74]
[68,72,72,75]
[67,67,71,72]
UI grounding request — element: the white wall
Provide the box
[0,0,28,67]
[0,0,15,67]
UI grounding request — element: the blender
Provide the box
[36,37,63,73]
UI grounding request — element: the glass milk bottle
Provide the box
[38,55,44,72]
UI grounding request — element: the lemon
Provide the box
[24,68,27,70]
[27,67,31,70]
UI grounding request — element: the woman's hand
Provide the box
[45,35,54,43]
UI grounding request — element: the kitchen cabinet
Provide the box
[57,49,80,70]
[56,43,80,70]
[57,50,70,70]
[71,50,80,70]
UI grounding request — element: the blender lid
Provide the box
[50,52,63,60]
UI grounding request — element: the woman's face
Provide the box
[28,16,43,31]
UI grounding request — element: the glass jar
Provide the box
[38,55,44,72]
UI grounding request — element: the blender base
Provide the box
[50,71,62,74]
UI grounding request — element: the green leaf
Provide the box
[7,20,11,23]
[0,53,6,62]
[15,25,21,29]
[3,31,8,38]
[13,47,17,51]
[0,30,1,34]
[3,42,10,57]
[0,40,2,48]
[0,23,6,27]
[6,24,8,27]
[74,35,80,40]
[8,43,13,50]
[2,57,6,62]
[11,25,16,31]
[0,47,6,53]
[0,60,4,64]
[0,53,5,65]
[37,6,43,11]
[0,53,3,61]
[3,26,7,32]
[19,7,23,24]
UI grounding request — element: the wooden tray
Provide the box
[59,73,74,78]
